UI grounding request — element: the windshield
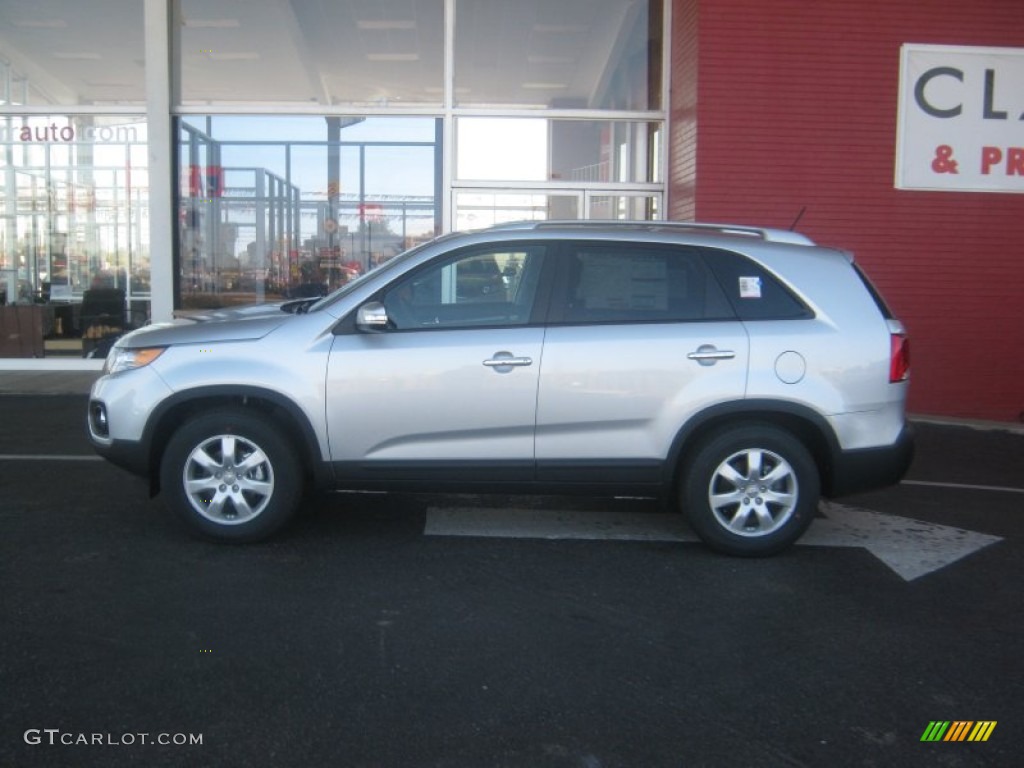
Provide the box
[305,237,444,314]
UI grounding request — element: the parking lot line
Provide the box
[902,479,1024,494]
[0,454,103,461]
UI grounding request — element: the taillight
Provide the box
[890,333,910,383]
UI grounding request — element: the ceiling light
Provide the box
[13,19,68,28]
[532,24,586,34]
[367,53,420,62]
[521,82,569,90]
[183,19,241,28]
[207,52,260,61]
[527,55,574,65]
[357,20,416,30]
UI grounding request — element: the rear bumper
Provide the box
[827,423,915,497]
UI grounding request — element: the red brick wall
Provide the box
[668,0,699,221]
[669,0,1024,422]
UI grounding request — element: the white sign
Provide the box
[895,44,1024,193]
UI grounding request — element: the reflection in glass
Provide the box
[455,191,580,230]
[0,1,146,106]
[177,116,439,309]
[384,246,546,329]
[455,0,661,109]
[1,116,149,316]
[587,194,659,220]
[179,0,444,107]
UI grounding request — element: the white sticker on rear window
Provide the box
[739,276,762,299]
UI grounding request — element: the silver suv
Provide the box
[87,222,913,556]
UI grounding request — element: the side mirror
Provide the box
[356,301,389,332]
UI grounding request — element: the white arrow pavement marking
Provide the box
[424,502,1003,581]
[806,501,1003,581]
[425,507,697,544]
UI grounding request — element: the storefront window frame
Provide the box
[0,113,151,346]
[168,0,669,226]
[1,0,670,326]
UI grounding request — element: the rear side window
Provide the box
[550,243,735,324]
[701,247,812,320]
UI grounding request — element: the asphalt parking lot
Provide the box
[1,385,1021,768]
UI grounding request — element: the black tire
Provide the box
[682,424,819,557]
[160,408,304,543]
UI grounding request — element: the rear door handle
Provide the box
[483,351,533,371]
[687,345,736,366]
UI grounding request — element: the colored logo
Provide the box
[921,721,996,742]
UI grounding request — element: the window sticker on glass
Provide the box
[578,254,668,311]
[739,276,762,299]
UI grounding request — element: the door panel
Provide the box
[536,322,748,464]
[327,327,544,465]
[325,242,549,476]
[535,242,748,476]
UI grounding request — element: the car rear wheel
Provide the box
[682,424,819,556]
[160,409,303,542]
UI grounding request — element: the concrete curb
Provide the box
[909,414,1024,435]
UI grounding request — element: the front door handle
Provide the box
[483,351,533,371]
[687,345,736,366]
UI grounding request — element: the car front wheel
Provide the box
[682,424,819,556]
[160,409,303,542]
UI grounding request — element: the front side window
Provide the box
[383,245,545,329]
[552,244,733,324]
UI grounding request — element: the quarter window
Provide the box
[701,247,812,320]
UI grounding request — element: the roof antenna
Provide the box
[790,207,806,231]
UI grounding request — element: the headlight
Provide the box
[104,346,166,374]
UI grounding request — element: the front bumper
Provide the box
[89,432,150,478]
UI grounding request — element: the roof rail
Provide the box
[484,219,816,246]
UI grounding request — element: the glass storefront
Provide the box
[0,115,149,350]
[454,0,661,110]
[0,0,667,351]
[456,118,661,183]
[455,191,581,230]
[178,116,439,308]
[179,0,445,108]
[0,1,146,107]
